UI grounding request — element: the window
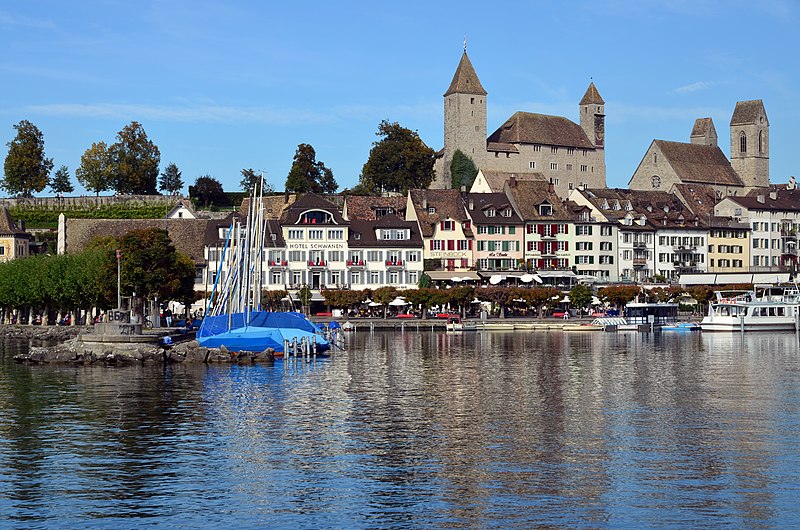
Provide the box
[552,178,559,186]
[740,132,747,153]
[431,240,443,251]
[759,130,764,155]
[651,175,661,189]
[576,225,592,236]
[601,225,612,236]
[539,204,552,216]
[581,165,588,172]
[600,241,612,251]
[529,161,536,169]
[533,145,541,152]
[369,271,381,284]
[551,146,558,154]
[502,208,512,217]
[406,251,420,262]
[374,207,395,218]
[550,163,558,170]
[567,148,575,155]
[270,271,282,285]
[569,182,574,190]
[288,229,303,240]
[328,229,344,240]
[367,251,382,262]
[288,250,305,262]
[599,255,614,264]
[486,209,496,217]
[308,229,323,240]
[441,220,454,230]
[427,207,436,214]
[328,251,344,262]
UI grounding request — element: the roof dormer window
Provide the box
[539,203,553,216]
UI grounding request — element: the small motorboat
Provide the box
[661,322,701,331]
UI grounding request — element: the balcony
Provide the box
[346,260,365,269]
[540,233,557,240]
[633,241,647,249]
[781,229,797,239]
[632,258,647,267]
[268,260,287,268]
[307,260,328,269]
[385,259,404,269]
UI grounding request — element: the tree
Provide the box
[2,120,54,197]
[159,162,184,195]
[285,144,338,194]
[109,121,160,194]
[450,149,478,190]
[117,228,195,303]
[189,175,227,207]
[50,165,74,195]
[598,285,641,309]
[569,283,593,316]
[76,141,113,196]
[358,120,435,195]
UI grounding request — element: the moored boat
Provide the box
[700,286,800,332]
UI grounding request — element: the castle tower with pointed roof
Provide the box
[730,99,769,189]
[438,50,488,189]
[579,82,605,150]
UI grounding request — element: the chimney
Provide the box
[423,198,428,209]
[769,190,777,200]
[547,181,555,194]
[468,198,474,211]
[284,191,289,203]
[509,176,517,187]
[757,194,765,204]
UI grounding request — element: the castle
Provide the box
[433,50,607,197]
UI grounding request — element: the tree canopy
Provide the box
[357,120,435,195]
[76,141,113,196]
[285,144,338,194]
[450,149,478,190]
[109,121,160,194]
[189,175,227,207]
[50,165,74,195]
[116,228,195,303]
[2,120,54,197]
[159,162,184,195]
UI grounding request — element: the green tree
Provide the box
[569,283,593,316]
[599,285,641,309]
[50,165,74,195]
[76,141,113,196]
[450,149,478,190]
[117,228,195,304]
[285,144,338,194]
[2,120,53,197]
[358,120,435,194]
[189,175,227,207]
[109,121,160,194]
[159,162,184,195]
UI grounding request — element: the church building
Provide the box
[433,49,607,198]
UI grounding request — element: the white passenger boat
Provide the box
[700,286,800,332]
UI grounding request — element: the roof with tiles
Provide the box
[409,189,469,238]
[579,82,604,105]
[504,180,572,221]
[690,117,716,138]
[726,188,800,211]
[65,218,208,263]
[581,188,703,229]
[655,140,743,186]
[280,193,347,225]
[730,100,767,125]
[343,195,407,220]
[488,112,594,149]
[347,215,423,249]
[0,207,26,236]
[672,183,717,220]
[476,170,546,193]
[465,192,522,225]
[444,51,487,97]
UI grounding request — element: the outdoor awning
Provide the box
[535,270,577,278]
[427,271,481,281]
[752,273,791,285]
[679,272,791,286]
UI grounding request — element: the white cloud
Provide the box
[673,81,713,94]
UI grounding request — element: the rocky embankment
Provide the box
[12,337,278,366]
[3,325,280,366]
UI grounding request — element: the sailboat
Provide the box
[196,181,330,354]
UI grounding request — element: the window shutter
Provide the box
[537,224,544,235]
[551,224,557,234]
[564,241,569,251]
[589,256,594,264]
[430,240,434,250]
[468,239,473,250]
[563,224,569,234]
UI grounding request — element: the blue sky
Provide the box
[1,0,798,196]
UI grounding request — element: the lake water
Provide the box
[1,330,800,528]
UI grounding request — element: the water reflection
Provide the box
[0,331,799,528]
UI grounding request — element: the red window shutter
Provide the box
[448,240,455,251]
[430,240,434,250]
[440,221,444,230]
[551,224,557,234]
[468,239,473,250]
[564,241,569,251]
[537,224,544,235]
[563,224,569,234]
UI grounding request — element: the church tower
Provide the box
[440,50,487,189]
[690,117,718,146]
[730,100,769,189]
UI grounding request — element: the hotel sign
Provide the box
[287,242,346,250]
[429,251,469,258]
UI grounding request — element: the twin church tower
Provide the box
[434,49,770,195]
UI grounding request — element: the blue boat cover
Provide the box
[197,311,329,353]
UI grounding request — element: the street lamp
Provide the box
[116,249,121,309]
